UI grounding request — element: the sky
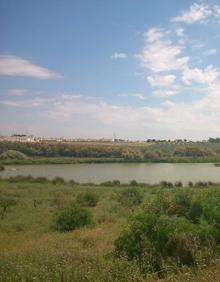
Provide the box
[1,0,220,140]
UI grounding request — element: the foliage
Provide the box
[130,180,138,186]
[100,180,121,186]
[209,137,220,143]
[173,146,215,157]
[0,150,28,160]
[1,141,220,164]
[117,187,143,207]
[54,203,92,231]
[174,181,183,187]
[115,190,220,274]
[160,181,173,188]
[52,177,65,184]
[76,191,99,207]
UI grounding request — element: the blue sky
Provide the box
[1,0,220,140]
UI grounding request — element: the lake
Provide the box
[0,163,220,184]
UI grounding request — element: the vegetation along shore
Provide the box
[0,176,219,281]
[1,139,220,164]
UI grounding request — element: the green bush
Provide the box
[54,203,92,232]
[100,180,120,186]
[115,190,220,274]
[0,150,28,160]
[76,191,99,207]
[188,198,203,223]
[174,190,192,216]
[160,181,173,188]
[117,187,143,207]
[69,179,78,185]
[35,176,48,183]
[129,180,138,186]
[174,181,183,187]
[52,177,65,185]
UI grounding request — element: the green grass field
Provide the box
[0,178,220,281]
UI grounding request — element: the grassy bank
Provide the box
[0,177,219,281]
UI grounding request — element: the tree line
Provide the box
[0,141,220,162]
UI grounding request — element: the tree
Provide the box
[54,203,92,231]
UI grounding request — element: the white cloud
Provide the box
[133,93,147,100]
[119,93,147,100]
[182,66,220,85]
[147,74,176,87]
[152,89,177,97]
[0,55,61,79]
[44,87,220,139]
[144,27,165,43]
[139,38,189,72]
[111,52,128,59]
[171,3,212,24]
[0,98,48,107]
[175,27,185,37]
[3,86,220,139]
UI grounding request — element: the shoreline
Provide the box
[1,156,220,165]
[0,175,219,188]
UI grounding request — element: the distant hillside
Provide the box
[0,141,220,163]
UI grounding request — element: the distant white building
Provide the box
[0,134,36,142]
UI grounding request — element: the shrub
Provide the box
[129,180,138,186]
[173,146,214,157]
[114,190,220,275]
[35,176,48,183]
[54,203,92,232]
[174,190,191,216]
[160,181,173,188]
[100,180,120,186]
[188,198,203,223]
[0,150,28,160]
[69,179,78,185]
[117,187,143,207]
[8,175,35,183]
[112,180,121,185]
[195,181,208,188]
[76,191,99,207]
[52,177,65,185]
[175,181,183,187]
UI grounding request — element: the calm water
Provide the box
[0,163,220,184]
